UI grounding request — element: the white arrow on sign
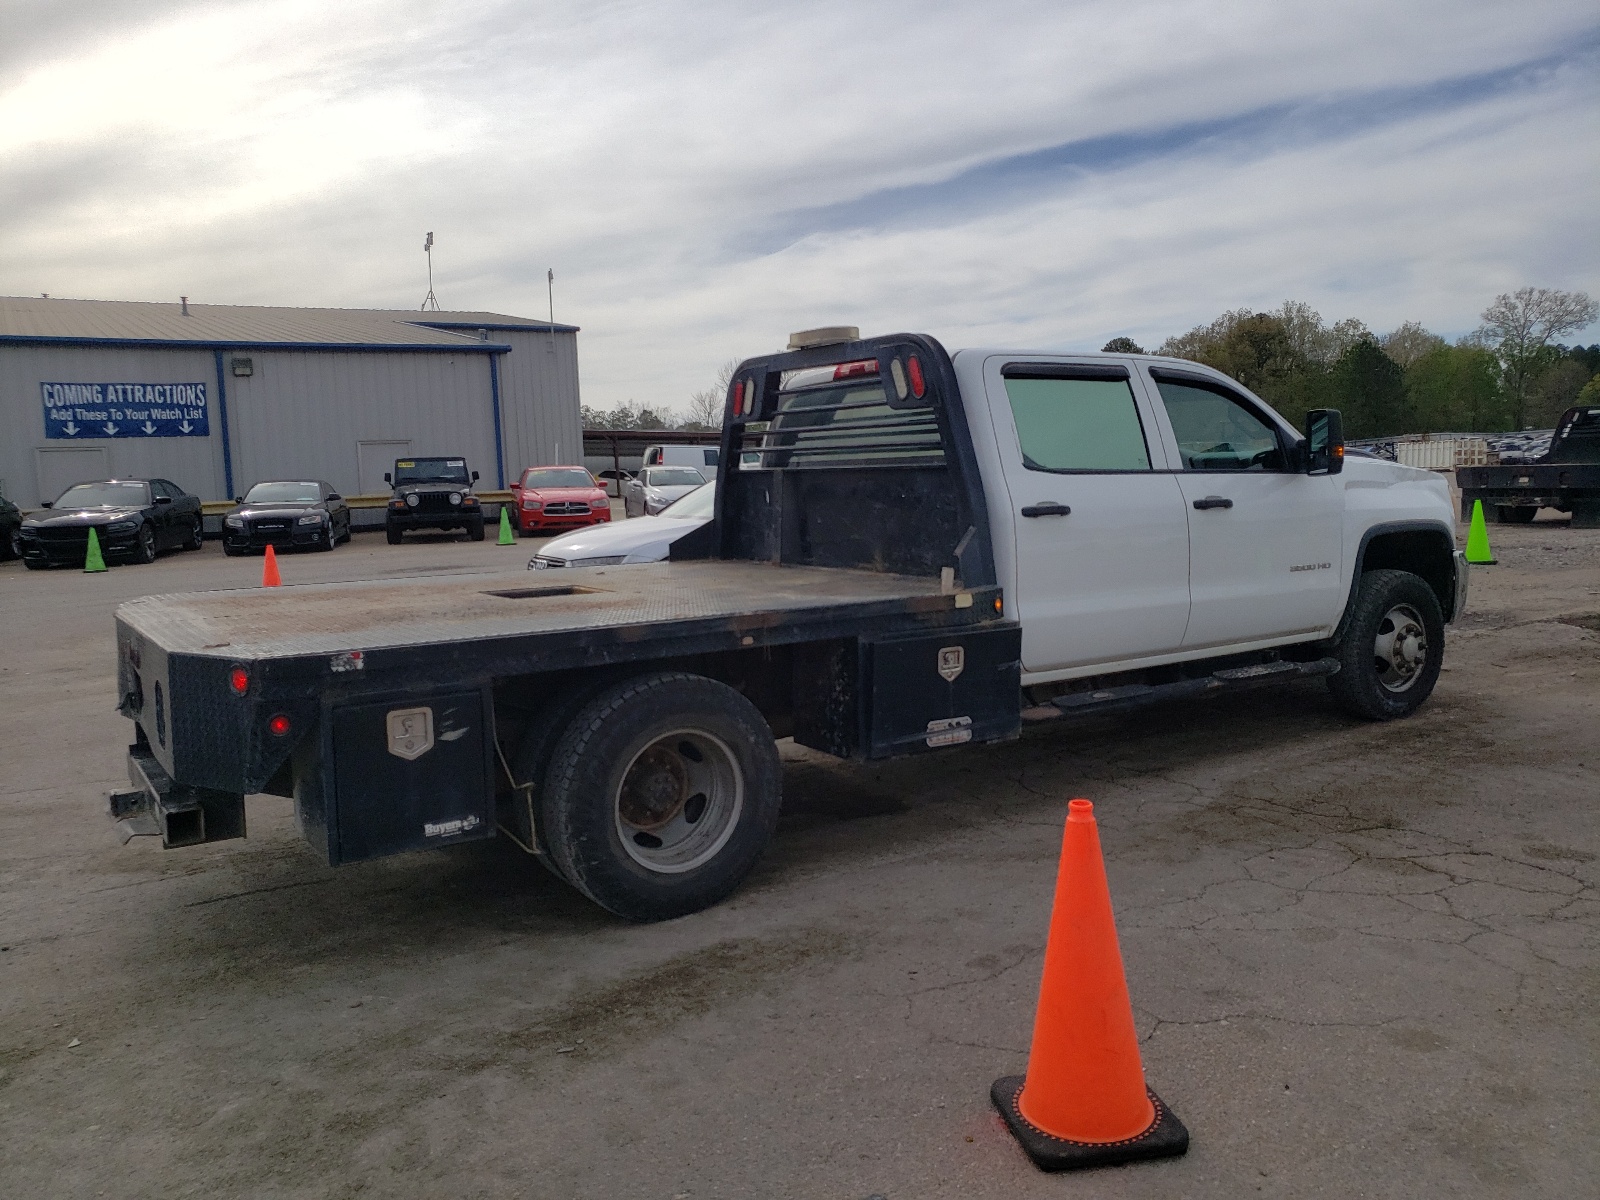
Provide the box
[104,422,119,435]
[62,421,80,436]
[141,421,157,435]
[178,420,193,433]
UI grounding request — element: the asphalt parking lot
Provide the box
[1,519,1596,1199]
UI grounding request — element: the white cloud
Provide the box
[2,0,1596,412]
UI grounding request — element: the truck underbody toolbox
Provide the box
[1020,657,1340,723]
[109,742,247,848]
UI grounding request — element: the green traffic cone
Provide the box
[84,526,108,572]
[497,506,516,545]
[1465,499,1496,565]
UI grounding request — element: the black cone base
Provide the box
[990,1076,1189,1172]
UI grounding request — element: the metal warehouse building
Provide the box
[0,296,581,512]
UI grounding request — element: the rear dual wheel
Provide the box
[520,671,782,921]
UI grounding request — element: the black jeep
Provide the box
[384,457,485,544]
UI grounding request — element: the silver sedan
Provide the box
[623,466,708,517]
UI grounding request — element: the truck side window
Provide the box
[1002,376,1151,472]
[1154,380,1285,471]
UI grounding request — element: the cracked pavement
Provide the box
[1,519,1596,1199]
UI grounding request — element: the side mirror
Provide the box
[383,472,392,484]
[155,494,173,505]
[234,496,244,504]
[325,493,341,503]
[40,500,52,508]
[471,470,480,482]
[1305,408,1345,475]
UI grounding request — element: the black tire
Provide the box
[23,557,48,570]
[223,544,244,557]
[133,523,157,564]
[2,529,17,561]
[468,516,487,542]
[1497,505,1537,524]
[183,518,203,550]
[317,523,335,551]
[538,671,782,921]
[1326,569,1444,721]
[385,524,403,546]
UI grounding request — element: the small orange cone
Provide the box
[261,544,282,587]
[991,799,1188,1171]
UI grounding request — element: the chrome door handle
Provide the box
[1192,496,1233,510]
[1020,502,1072,518]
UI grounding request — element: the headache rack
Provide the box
[677,333,995,588]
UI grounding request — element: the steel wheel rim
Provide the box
[614,729,743,874]
[1373,603,1427,692]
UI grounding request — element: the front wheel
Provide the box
[385,524,403,546]
[183,518,203,550]
[1326,569,1444,720]
[468,516,486,541]
[133,523,158,564]
[539,671,782,921]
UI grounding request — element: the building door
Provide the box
[358,440,410,497]
[34,446,110,506]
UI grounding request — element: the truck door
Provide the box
[984,359,1191,674]
[1143,368,1344,648]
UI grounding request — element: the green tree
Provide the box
[1475,287,1598,428]
[1101,336,1145,353]
[1529,358,1596,427]
[1329,338,1407,438]
[1403,344,1506,433]
[1380,321,1447,368]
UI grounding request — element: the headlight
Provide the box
[405,493,420,507]
[224,515,244,529]
[449,492,462,506]
[297,514,322,525]
[107,520,138,533]
[523,498,541,509]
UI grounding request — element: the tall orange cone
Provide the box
[991,799,1188,1171]
[261,543,282,587]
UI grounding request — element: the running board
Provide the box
[1020,658,1340,723]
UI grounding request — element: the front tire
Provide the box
[538,672,782,921]
[385,524,403,546]
[133,523,157,564]
[1326,569,1444,720]
[468,516,486,542]
[183,518,203,550]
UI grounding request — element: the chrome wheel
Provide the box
[136,523,157,563]
[1373,603,1426,692]
[614,729,744,874]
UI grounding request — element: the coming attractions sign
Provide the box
[42,382,211,439]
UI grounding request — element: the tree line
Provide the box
[1109,287,1598,438]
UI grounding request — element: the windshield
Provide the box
[644,468,706,488]
[659,480,716,519]
[55,481,148,508]
[245,482,321,505]
[522,468,595,489]
[394,458,471,486]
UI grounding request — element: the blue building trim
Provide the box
[212,350,236,500]
[1,335,511,353]
[489,352,507,489]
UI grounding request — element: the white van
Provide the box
[641,444,720,477]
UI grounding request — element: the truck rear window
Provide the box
[750,379,944,470]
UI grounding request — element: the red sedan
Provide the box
[510,466,613,536]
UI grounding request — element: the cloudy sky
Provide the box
[4,0,1597,412]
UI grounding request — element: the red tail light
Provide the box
[906,354,926,399]
[832,359,878,380]
[732,380,745,412]
[228,666,249,695]
[267,714,292,737]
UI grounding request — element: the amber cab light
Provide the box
[906,354,926,399]
[228,666,249,695]
[267,714,292,737]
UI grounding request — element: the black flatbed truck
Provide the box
[109,333,1021,921]
[1457,404,1600,526]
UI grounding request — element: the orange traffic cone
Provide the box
[261,544,282,587]
[991,799,1188,1171]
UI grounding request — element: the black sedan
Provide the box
[223,480,351,555]
[1,490,21,560]
[19,478,203,569]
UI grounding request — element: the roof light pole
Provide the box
[421,232,440,311]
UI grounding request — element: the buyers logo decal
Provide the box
[937,646,965,683]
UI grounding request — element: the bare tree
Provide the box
[1477,287,1598,428]
[684,358,738,430]
[1379,321,1447,369]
